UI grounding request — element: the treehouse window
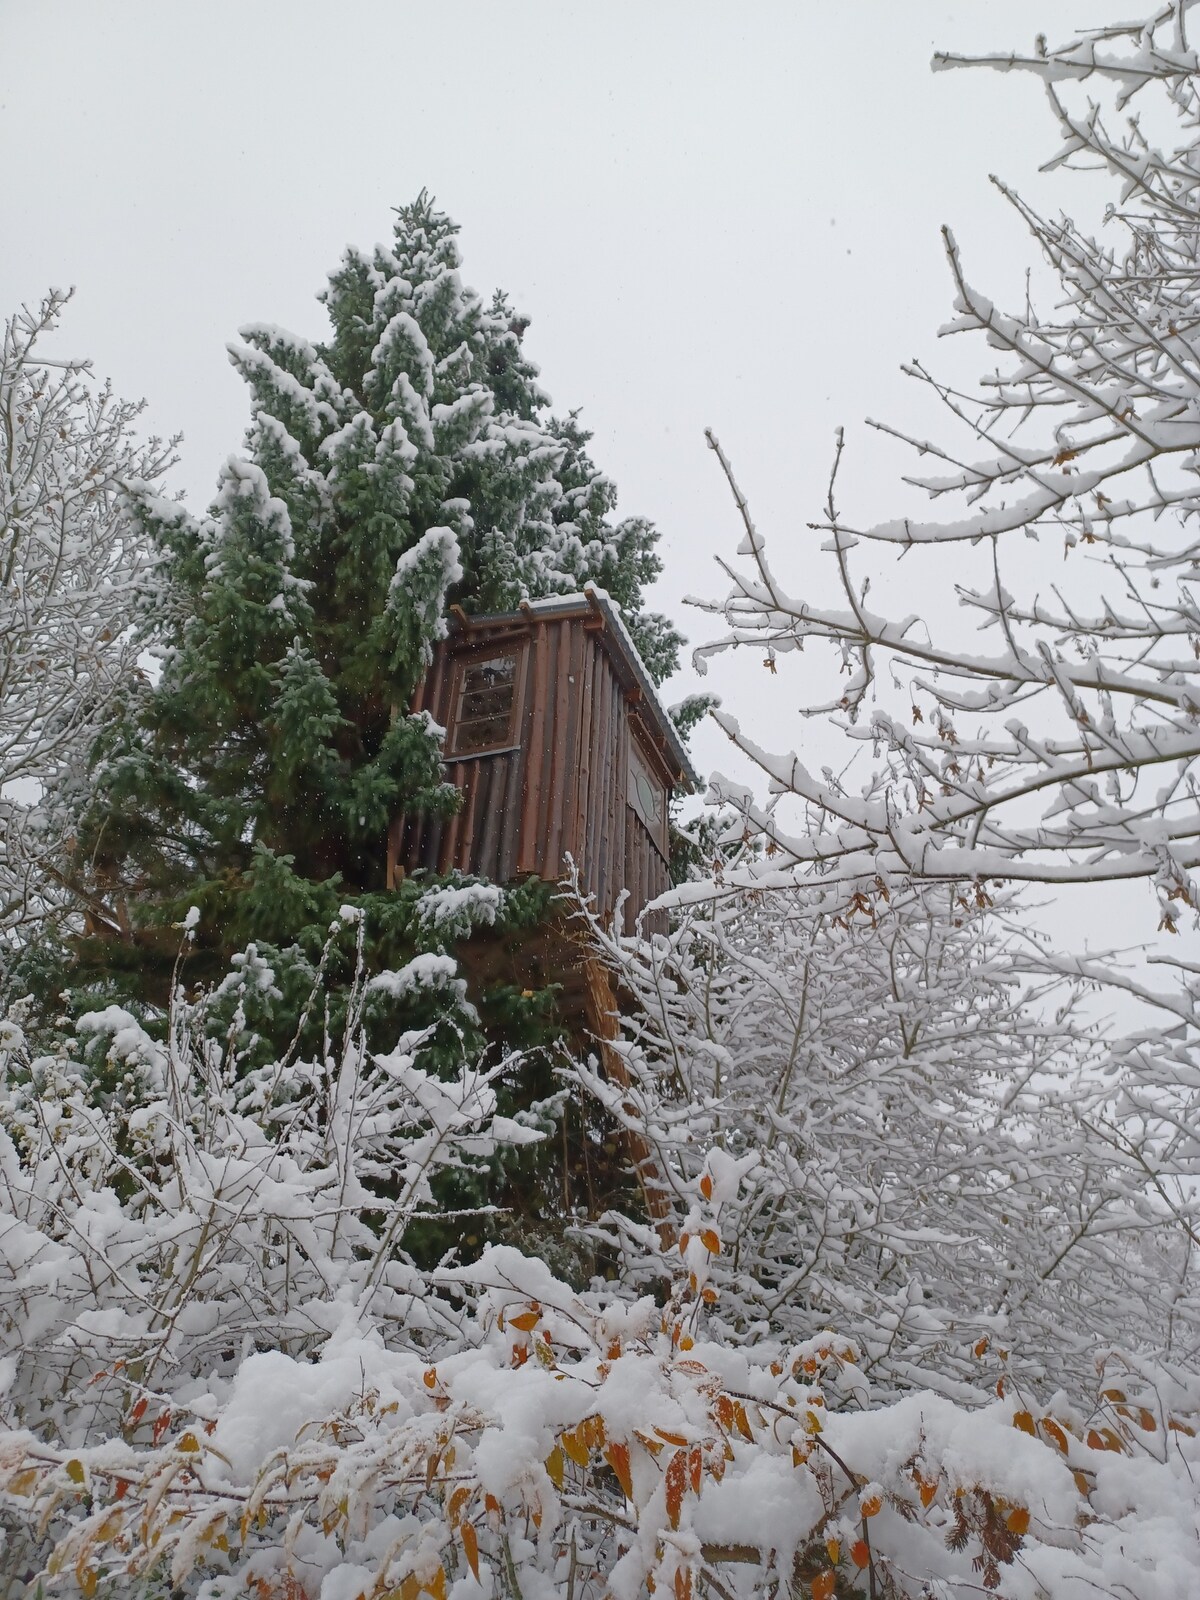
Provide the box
[628,738,666,847]
[448,653,519,756]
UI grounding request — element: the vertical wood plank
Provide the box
[545,619,575,880]
[518,623,550,874]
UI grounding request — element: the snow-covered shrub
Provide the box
[0,918,537,1454]
[0,290,175,952]
[3,1232,1197,1599]
[581,881,1197,1405]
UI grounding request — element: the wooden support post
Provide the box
[582,957,677,1253]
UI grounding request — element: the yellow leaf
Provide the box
[825,1538,840,1564]
[65,1459,85,1485]
[545,1446,565,1489]
[653,1428,690,1448]
[1007,1506,1030,1536]
[176,1431,201,1453]
[561,1427,590,1467]
[461,1521,480,1581]
[6,1469,38,1497]
[509,1311,540,1333]
[426,1565,447,1600]
[1012,1410,1036,1436]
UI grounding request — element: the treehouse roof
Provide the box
[450,584,701,793]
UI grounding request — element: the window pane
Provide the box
[450,655,517,755]
[628,741,665,838]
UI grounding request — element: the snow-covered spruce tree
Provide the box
[71,195,677,988]
[0,290,174,962]
[46,197,680,1265]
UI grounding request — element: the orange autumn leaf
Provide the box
[914,1473,937,1508]
[460,1521,480,1581]
[1007,1507,1030,1536]
[699,1228,721,1255]
[605,1442,633,1500]
[447,1486,471,1525]
[1012,1410,1036,1436]
[812,1571,836,1600]
[509,1311,540,1333]
[1040,1419,1069,1454]
[653,1428,690,1448]
[860,1493,882,1518]
[688,1444,703,1495]
[665,1449,687,1529]
[851,1539,871,1569]
[1086,1426,1123,1452]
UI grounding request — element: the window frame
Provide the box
[445,643,526,760]
[627,729,670,856]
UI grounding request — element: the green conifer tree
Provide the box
[74,194,678,982]
[52,197,680,1267]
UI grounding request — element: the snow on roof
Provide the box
[458,585,700,792]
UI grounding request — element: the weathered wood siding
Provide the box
[397,613,674,933]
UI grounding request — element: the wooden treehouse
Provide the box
[388,586,699,1244]
[389,586,696,930]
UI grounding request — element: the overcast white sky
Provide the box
[4,1,1173,967]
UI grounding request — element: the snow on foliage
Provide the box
[585,878,1198,1406]
[693,9,1200,914]
[0,289,175,951]
[5,12,1200,1598]
[1,1182,1196,1598]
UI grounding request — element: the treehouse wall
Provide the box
[394,607,677,933]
